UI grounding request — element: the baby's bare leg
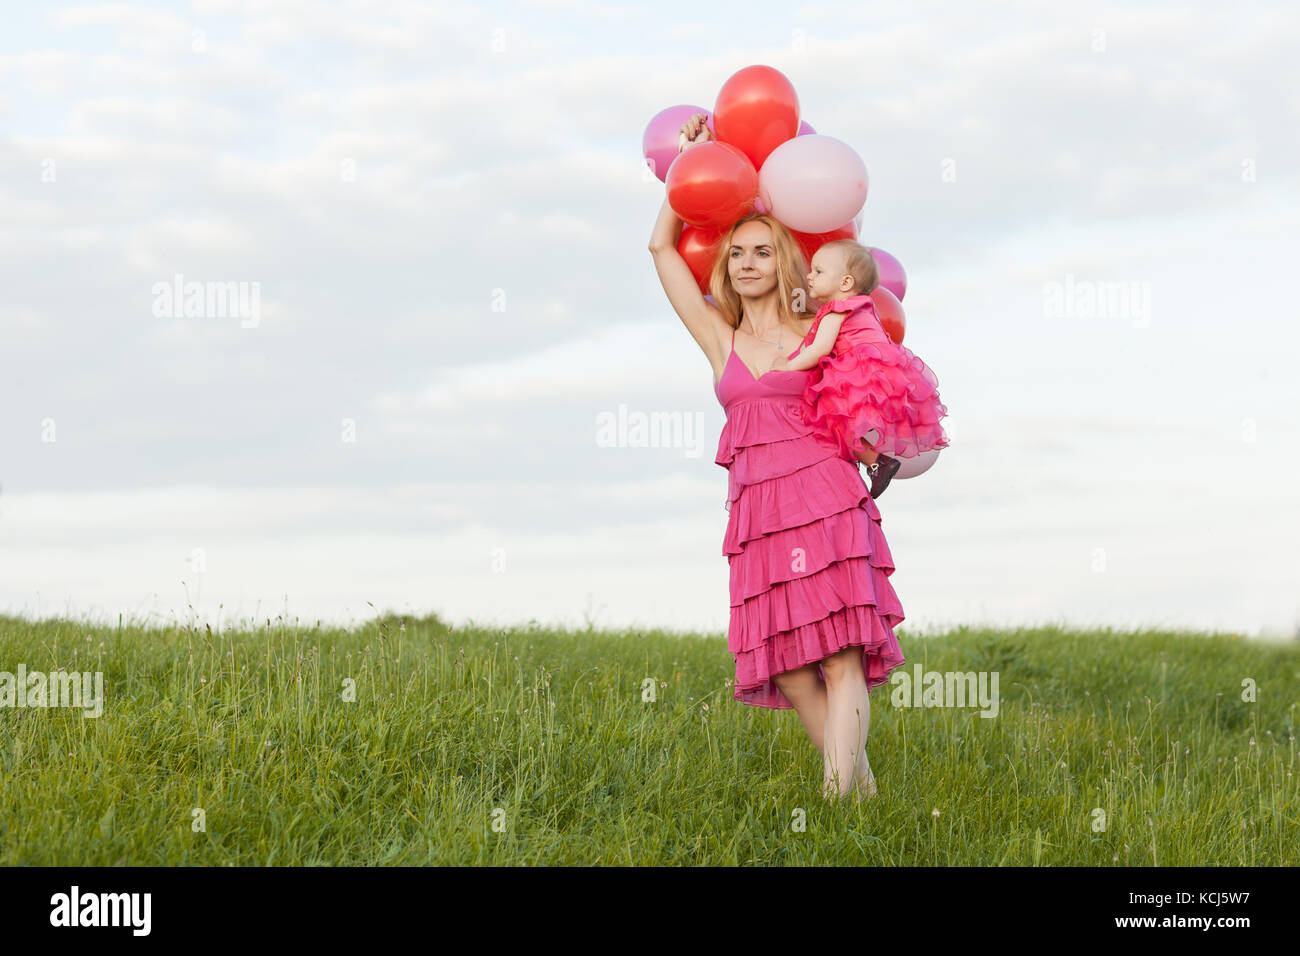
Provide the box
[852,439,880,466]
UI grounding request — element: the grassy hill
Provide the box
[0,612,1295,865]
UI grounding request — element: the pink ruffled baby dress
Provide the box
[714,326,906,710]
[799,294,950,462]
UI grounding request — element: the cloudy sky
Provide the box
[2,0,1297,640]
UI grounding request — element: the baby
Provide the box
[775,240,950,499]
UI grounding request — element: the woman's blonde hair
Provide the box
[707,213,813,330]
[815,239,879,296]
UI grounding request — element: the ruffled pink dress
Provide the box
[715,326,906,710]
[799,294,950,461]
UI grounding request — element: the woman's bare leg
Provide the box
[821,645,876,800]
[773,663,827,755]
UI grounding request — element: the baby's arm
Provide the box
[782,312,846,370]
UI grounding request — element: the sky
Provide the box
[1,0,1297,640]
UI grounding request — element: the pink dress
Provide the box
[714,326,906,710]
[800,294,950,461]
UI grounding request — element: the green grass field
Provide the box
[0,612,1295,865]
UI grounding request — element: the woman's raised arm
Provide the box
[648,195,729,369]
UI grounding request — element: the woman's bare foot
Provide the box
[822,760,877,803]
[822,769,852,801]
[850,760,877,802]
[851,769,878,803]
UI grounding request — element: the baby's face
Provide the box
[807,248,851,300]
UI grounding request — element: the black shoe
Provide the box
[866,455,901,499]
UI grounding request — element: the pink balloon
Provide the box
[894,447,942,478]
[869,246,908,301]
[643,104,714,183]
[753,194,768,215]
[797,120,816,135]
[758,134,867,234]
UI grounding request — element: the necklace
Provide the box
[744,320,786,352]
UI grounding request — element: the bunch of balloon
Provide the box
[641,64,943,477]
[641,65,860,293]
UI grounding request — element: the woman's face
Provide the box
[727,221,778,299]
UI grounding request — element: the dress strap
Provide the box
[731,326,736,347]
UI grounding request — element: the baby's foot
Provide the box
[868,454,901,500]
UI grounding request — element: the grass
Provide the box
[0,611,1296,865]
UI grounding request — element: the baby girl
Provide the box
[775,239,950,499]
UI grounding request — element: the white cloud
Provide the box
[0,50,83,94]
[369,320,718,413]
[70,95,251,140]
[0,307,46,330]
[1,0,1297,639]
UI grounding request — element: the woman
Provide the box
[647,114,906,802]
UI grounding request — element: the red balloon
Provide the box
[791,221,857,274]
[678,224,727,293]
[713,65,800,170]
[870,285,906,344]
[665,141,758,228]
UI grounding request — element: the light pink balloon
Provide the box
[758,134,867,234]
[869,246,907,301]
[858,431,941,477]
[894,447,942,479]
[643,104,713,183]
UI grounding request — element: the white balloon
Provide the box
[894,447,942,479]
[758,134,867,234]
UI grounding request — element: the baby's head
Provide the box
[806,239,878,301]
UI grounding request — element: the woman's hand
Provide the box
[678,113,712,152]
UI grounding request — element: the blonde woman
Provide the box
[648,114,906,801]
